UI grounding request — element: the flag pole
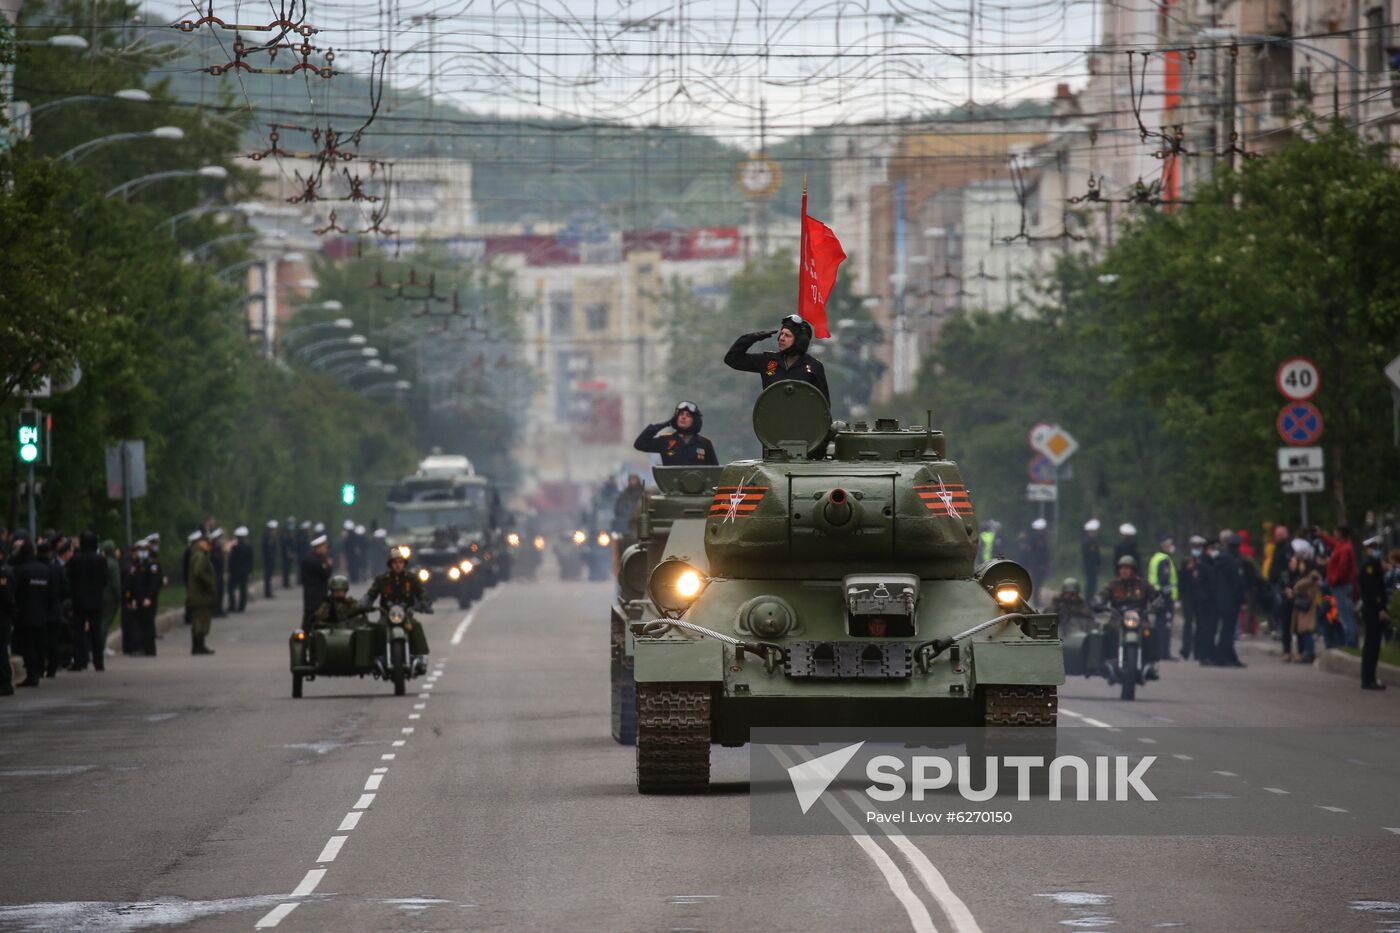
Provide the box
[798,175,808,314]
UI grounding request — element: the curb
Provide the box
[8,581,290,683]
[1315,647,1400,688]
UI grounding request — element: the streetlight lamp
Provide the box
[29,88,151,119]
[362,380,412,397]
[105,164,227,200]
[62,125,184,162]
[281,316,353,344]
[15,35,90,50]
[311,347,379,370]
[297,333,366,360]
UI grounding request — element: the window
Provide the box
[549,292,573,335]
[1366,7,1385,74]
[585,303,610,331]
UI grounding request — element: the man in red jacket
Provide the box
[1319,525,1360,648]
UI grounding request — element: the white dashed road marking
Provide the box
[1317,805,1349,813]
[338,812,362,832]
[291,869,325,896]
[316,836,347,863]
[254,903,299,928]
[365,775,383,791]
[1264,787,1289,795]
[1212,771,1238,778]
[353,794,375,809]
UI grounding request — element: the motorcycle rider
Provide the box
[1099,554,1161,681]
[1051,578,1094,627]
[361,546,427,610]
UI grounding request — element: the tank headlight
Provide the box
[533,535,545,551]
[597,531,612,548]
[388,606,406,624]
[572,530,587,545]
[417,568,431,582]
[648,559,708,613]
[994,585,1021,607]
[448,566,461,581]
[507,532,521,547]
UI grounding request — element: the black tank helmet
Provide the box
[668,400,703,434]
[779,313,813,356]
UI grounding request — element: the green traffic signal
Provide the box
[341,483,356,506]
[18,411,41,464]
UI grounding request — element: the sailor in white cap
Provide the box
[1360,535,1389,690]
[263,520,281,598]
[368,526,389,568]
[1025,517,1050,604]
[228,526,253,614]
[1082,518,1103,597]
[1114,523,1140,568]
[301,533,333,627]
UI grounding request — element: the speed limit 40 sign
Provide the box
[1276,357,1320,401]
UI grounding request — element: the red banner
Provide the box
[798,188,846,339]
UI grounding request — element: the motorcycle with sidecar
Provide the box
[289,600,432,698]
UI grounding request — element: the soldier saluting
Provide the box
[633,401,718,466]
[723,313,829,402]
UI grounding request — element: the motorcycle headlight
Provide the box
[507,532,521,548]
[1123,612,1140,629]
[448,566,461,581]
[417,568,431,582]
[597,531,612,548]
[648,558,707,613]
[533,535,545,551]
[388,605,406,624]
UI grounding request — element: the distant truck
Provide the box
[386,455,511,607]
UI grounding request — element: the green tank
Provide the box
[628,382,1064,793]
[610,465,724,744]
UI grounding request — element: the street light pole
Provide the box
[105,165,228,200]
[62,125,184,162]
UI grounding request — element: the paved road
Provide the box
[0,580,1397,932]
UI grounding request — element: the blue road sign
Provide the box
[1028,453,1055,484]
[1277,402,1323,446]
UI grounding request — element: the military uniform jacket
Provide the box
[311,595,366,629]
[723,334,830,401]
[66,550,109,613]
[364,570,424,609]
[1100,575,1156,613]
[301,553,333,612]
[186,549,218,610]
[632,424,718,466]
[228,542,254,581]
[128,559,164,608]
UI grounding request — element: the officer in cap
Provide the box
[262,520,279,598]
[228,527,253,613]
[723,313,830,401]
[1114,522,1141,568]
[128,537,164,656]
[1081,518,1102,597]
[367,527,389,569]
[633,401,718,466]
[300,534,333,628]
[1148,534,1179,660]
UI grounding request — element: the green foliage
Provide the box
[896,121,1400,551]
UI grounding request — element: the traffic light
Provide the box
[17,410,41,465]
[340,483,356,506]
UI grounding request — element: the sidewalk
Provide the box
[8,581,292,684]
[1237,633,1399,687]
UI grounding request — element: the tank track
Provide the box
[636,684,711,794]
[983,684,1058,726]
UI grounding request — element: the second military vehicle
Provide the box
[629,382,1064,792]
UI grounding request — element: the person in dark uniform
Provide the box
[1359,535,1389,690]
[65,531,110,672]
[262,520,279,598]
[186,532,218,655]
[1210,535,1249,668]
[723,313,830,401]
[209,528,227,618]
[128,540,164,656]
[633,401,719,466]
[1081,519,1102,602]
[16,540,63,684]
[310,575,366,630]
[281,517,296,589]
[367,528,389,570]
[227,527,253,614]
[1178,535,1210,661]
[0,544,16,696]
[361,546,426,610]
[300,534,333,628]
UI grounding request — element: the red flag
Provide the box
[798,180,846,339]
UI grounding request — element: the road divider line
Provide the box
[881,829,985,933]
[1138,737,1157,744]
[1264,787,1289,795]
[1386,828,1400,835]
[451,590,502,645]
[1317,805,1348,813]
[365,775,383,790]
[1172,754,1194,761]
[291,869,326,896]
[338,812,362,832]
[1212,771,1238,778]
[392,740,406,747]
[409,714,421,720]
[1058,707,1113,729]
[353,793,375,809]
[381,753,395,761]
[254,903,299,929]
[770,746,942,933]
[414,703,426,710]
[316,836,347,863]
[373,766,388,774]
[402,727,415,735]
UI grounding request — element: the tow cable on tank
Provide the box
[914,613,1023,673]
[635,618,789,672]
